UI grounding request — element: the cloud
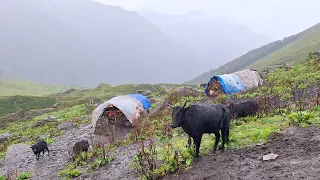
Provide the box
[95,0,320,39]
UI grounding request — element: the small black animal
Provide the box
[227,100,259,119]
[31,140,50,160]
[73,140,90,154]
[168,102,231,158]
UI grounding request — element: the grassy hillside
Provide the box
[0,79,74,97]
[0,55,319,179]
[185,22,320,84]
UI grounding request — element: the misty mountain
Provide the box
[138,10,273,70]
[0,70,16,80]
[185,22,320,85]
[0,0,203,87]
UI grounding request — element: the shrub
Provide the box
[17,172,32,180]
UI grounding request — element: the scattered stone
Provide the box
[137,90,152,96]
[58,122,76,131]
[33,116,59,127]
[0,134,15,143]
[79,124,93,129]
[311,135,320,141]
[24,108,56,120]
[263,153,279,161]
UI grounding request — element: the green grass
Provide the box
[0,79,74,97]
[185,23,320,84]
[249,24,320,71]
[0,96,56,117]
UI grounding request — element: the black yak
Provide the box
[168,102,231,158]
[31,140,50,160]
[227,100,259,119]
[73,140,90,155]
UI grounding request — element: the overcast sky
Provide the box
[96,0,320,39]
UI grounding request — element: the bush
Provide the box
[17,172,32,180]
[286,111,316,124]
[58,165,81,179]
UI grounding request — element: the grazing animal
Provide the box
[226,100,259,119]
[31,140,50,160]
[168,102,231,158]
[73,140,90,155]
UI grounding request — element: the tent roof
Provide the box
[127,94,152,110]
[91,94,151,127]
[204,69,263,95]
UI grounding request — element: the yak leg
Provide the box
[46,148,50,158]
[221,129,227,152]
[188,135,191,148]
[213,132,220,152]
[193,134,203,158]
[188,135,195,148]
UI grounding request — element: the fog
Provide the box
[96,0,320,39]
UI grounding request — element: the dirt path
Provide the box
[0,124,93,180]
[0,123,140,180]
[166,126,320,180]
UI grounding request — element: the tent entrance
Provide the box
[94,105,134,144]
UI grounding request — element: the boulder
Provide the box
[24,108,56,120]
[176,86,200,97]
[4,144,34,169]
[0,134,15,143]
[33,116,59,127]
[137,90,153,96]
[58,121,76,131]
[94,117,110,136]
[90,96,103,106]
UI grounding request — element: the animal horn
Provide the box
[166,103,174,108]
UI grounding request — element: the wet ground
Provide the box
[1,125,320,180]
[0,124,139,180]
[165,126,320,180]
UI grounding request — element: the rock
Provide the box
[4,144,34,167]
[58,121,76,131]
[176,86,200,97]
[90,96,103,106]
[311,135,320,141]
[137,90,152,96]
[0,134,15,143]
[33,116,59,127]
[94,117,110,136]
[24,108,56,120]
[262,153,279,161]
[79,124,93,129]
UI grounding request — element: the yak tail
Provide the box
[222,107,231,143]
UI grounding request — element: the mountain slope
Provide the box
[0,0,203,87]
[0,70,72,97]
[139,10,273,70]
[185,22,320,84]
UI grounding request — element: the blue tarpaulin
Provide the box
[204,74,246,95]
[128,94,152,110]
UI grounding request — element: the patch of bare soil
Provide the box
[0,123,141,180]
[166,126,320,180]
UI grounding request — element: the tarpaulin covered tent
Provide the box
[204,69,263,96]
[91,94,152,128]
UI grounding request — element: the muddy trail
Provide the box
[166,126,320,180]
[0,124,140,180]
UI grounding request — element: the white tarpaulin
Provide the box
[91,95,144,127]
[233,69,263,90]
